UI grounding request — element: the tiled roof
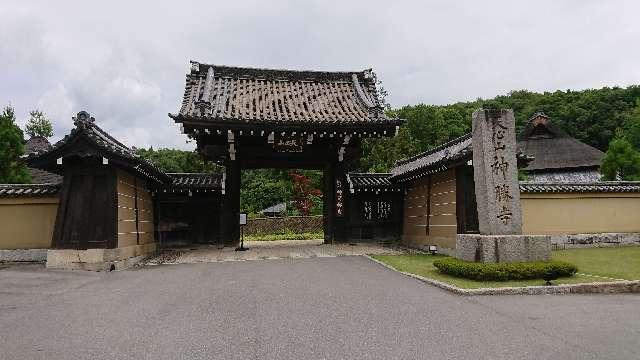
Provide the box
[260,202,287,214]
[170,62,402,127]
[390,134,473,181]
[25,136,52,154]
[519,181,640,193]
[0,183,60,197]
[167,173,222,189]
[346,173,401,193]
[28,167,62,184]
[26,111,170,185]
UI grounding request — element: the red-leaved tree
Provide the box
[289,172,322,216]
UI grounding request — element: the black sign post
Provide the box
[235,213,249,251]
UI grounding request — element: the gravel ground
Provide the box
[146,239,407,264]
[1,257,639,359]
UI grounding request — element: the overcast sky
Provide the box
[2,0,639,150]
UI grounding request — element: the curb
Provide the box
[363,255,640,296]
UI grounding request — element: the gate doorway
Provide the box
[240,168,324,242]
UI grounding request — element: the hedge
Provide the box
[432,258,578,281]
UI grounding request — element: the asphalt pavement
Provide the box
[0,257,638,359]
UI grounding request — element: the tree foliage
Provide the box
[600,135,640,181]
[622,99,640,151]
[289,172,322,216]
[25,110,54,138]
[0,105,30,183]
[135,148,221,173]
[358,85,640,172]
[240,169,322,216]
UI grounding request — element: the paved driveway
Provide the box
[147,239,406,264]
[1,258,638,360]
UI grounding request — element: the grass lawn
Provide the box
[244,231,323,241]
[553,246,640,281]
[371,246,640,289]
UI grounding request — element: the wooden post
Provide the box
[333,162,346,243]
[221,160,241,247]
[323,162,336,244]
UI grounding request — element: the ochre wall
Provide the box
[402,169,457,249]
[117,170,155,248]
[521,192,640,235]
[0,196,58,249]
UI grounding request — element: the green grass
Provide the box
[244,231,323,241]
[371,246,640,289]
[553,246,640,281]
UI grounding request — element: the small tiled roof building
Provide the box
[517,112,604,183]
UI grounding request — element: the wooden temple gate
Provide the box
[170,62,403,246]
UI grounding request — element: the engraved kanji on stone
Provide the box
[491,156,510,179]
[495,184,513,203]
[496,205,513,225]
[493,126,506,151]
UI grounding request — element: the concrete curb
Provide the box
[363,255,640,296]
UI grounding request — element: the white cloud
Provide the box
[1,0,640,149]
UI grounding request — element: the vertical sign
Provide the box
[335,178,344,216]
[471,109,522,235]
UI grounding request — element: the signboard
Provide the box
[273,134,304,153]
[239,213,247,225]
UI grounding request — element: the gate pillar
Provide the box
[221,160,241,247]
[323,162,335,244]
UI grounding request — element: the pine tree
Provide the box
[0,105,31,183]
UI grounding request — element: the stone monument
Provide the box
[456,109,550,263]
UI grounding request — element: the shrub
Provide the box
[432,258,578,281]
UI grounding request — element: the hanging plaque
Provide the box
[273,134,304,153]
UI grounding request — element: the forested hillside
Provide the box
[359,86,640,172]
[136,85,640,212]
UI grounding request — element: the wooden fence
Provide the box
[244,215,323,235]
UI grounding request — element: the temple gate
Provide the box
[170,62,403,246]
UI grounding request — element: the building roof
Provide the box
[167,173,222,189]
[259,202,287,214]
[28,167,62,184]
[519,181,640,193]
[170,62,403,128]
[518,113,604,171]
[346,173,402,193]
[390,134,473,181]
[25,136,52,154]
[0,183,60,197]
[26,111,170,185]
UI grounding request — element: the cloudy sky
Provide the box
[2,0,639,150]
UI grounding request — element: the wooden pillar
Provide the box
[323,160,347,244]
[334,162,346,243]
[220,160,241,247]
[323,162,336,244]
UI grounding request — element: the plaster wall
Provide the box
[521,192,640,235]
[0,196,58,249]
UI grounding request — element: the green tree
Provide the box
[600,135,640,181]
[135,148,221,173]
[25,110,54,138]
[622,99,640,150]
[360,125,419,172]
[358,85,640,173]
[0,105,30,183]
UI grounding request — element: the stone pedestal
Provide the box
[456,234,551,263]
